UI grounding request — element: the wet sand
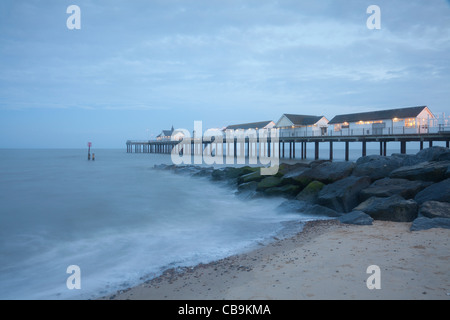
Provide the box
[102,220,450,300]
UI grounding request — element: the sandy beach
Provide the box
[102,220,449,300]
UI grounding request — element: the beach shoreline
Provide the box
[100,219,449,300]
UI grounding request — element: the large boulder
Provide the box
[276,200,311,213]
[300,161,355,184]
[212,166,259,181]
[256,176,283,191]
[279,167,312,187]
[264,184,301,198]
[277,162,310,175]
[415,178,450,204]
[410,217,450,231]
[308,160,331,168]
[302,204,342,217]
[295,180,325,203]
[276,200,340,217]
[414,146,450,162]
[237,171,264,184]
[359,178,432,201]
[317,176,371,213]
[354,195,418,222]
[353,155,404,181]
[389,161,450,182]
[191,166,214,177]
[338,211,374,225]
[419,201,450,219]
[390,153,418,166]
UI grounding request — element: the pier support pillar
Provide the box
[362,141,367,157]
[429,140,433,148]
[329,141,333,161]
[293,141,296,159]
[303,142,307,159]
[447,140,449,149]
[400,141,406,154]
[315,141,319,160]
[345,141,349,161]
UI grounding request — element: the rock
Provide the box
[277,162,310,175]
[446,167,450,179]
[264,184,301,197]
[276,200,311,213]
[390,153,418,166]
[359,178,432,201]
[275,200,340,217]
[302,205,342,217]
[308,160,331,168]
[300,161,355,184]
[256,176,283,191]
[237,171,264,184]
[317,176,371,213]
[389,161,450,182]
[414,146,450,162]
[211,166,257,181]
[415,178,450,204]
[338,211,374,225]
[353,155,404,181]
[279,167,311,187]
[236,181,258,192]
[419,201,450,219]
[353,195,418,222]
[410,216,450,231]
[153,164,176,170]
[191,167,214,177]
[295,180,325,203]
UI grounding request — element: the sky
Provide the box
[0,0,449,148]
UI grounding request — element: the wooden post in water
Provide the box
[87,142,92,160]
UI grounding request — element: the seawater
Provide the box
[0,143,441,299]
[0,149,312,300]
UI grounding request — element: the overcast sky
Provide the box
[0,0,449,148]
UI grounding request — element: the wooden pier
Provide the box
[126,132,450,161]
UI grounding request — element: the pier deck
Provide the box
[126,131,450,161]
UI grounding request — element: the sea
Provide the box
[0,143,440,300]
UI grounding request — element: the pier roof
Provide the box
[225,120,274,130]
[280,114,325,126]
[328,106,430,124]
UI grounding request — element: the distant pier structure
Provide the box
[127,106,450,161]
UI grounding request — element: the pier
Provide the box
[126,131,450,161]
